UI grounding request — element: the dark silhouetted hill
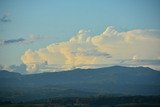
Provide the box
[0,66,160,102]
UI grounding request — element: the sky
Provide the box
[0,0,160,73]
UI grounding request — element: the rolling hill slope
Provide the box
[0,66,160,102]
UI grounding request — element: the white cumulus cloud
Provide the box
[21,26,160,73]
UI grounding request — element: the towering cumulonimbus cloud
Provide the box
[21,26,160,73]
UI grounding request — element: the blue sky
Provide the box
[0,0,160,70]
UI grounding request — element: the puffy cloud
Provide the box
[91,27,160,60]
[21,26,160,73]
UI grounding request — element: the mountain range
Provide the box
[0,66,160,102]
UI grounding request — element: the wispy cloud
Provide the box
[21,26,160,73]
[1,38,25,45]
[0,14,11,23]
[0,35,42,46]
